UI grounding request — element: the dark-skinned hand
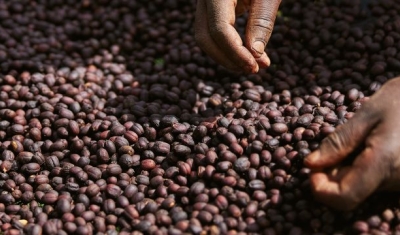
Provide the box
[304,77,400,211]
[194,0,281,73]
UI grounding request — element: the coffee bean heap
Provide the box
[0,0,399,234]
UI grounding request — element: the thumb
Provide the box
[304,107,379,169]
[309,147,383,211]
[245,0,281,62]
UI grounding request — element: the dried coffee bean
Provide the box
[173,144,191,156]
[234,157,250,172]
[107,164,122,176]
[152,141,170,155]
[296,114,313,127]
[141,159,156,170]
[41,192,58,205]
[21,163,40,174]
[45,156,60,169]
[56,198,71,214]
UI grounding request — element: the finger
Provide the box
[304,105,379,169]
[195,0,241,72]
[255,52,271,68]
[206,0,259,73]
[310,147,384,211]
[245,0,281,63]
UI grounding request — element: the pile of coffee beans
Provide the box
[0,0,399,234]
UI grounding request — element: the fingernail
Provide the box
[251,41,265,56]
[304,150,320,167]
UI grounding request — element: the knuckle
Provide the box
[251,17,274,33]
[322,130,348,153]
[209,23,226,39]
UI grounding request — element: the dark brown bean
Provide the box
[43,221,58,235]
[106,184,122,199]
[151,141,170,155]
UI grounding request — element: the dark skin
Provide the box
[194,0,280,73]
[195,0,400,211]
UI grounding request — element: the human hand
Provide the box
[304,77,400,211]
[194,0,281,73]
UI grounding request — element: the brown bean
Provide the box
[271,123,288,135]
[21,163,41,174]
[214,195,228,210]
